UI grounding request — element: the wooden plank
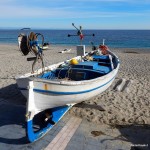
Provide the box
[45,117,82,150]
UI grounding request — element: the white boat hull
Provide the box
[17,67,118,115]
[32,77,114,111]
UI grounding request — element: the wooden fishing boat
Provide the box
[16,24,120,142]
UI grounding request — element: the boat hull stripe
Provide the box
[33,76,116,95]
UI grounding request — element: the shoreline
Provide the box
[0,44,150,126]
[0,42,150,50]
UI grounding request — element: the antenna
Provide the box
[68,23,95,45]
[103,39,105,45]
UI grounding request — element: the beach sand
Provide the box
[0,44,150,149]
[0,44,149,126]
[70,48,150,126]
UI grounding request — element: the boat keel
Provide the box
[26,105,72,142]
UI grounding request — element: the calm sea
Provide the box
[0,29,150,48]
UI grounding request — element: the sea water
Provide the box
[0,29,150,48]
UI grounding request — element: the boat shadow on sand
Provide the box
[0,102,28,145]
[0,84,28,145]
[73,103,150,150]
[0,83,26,105]
[104,124,150,150]
[90,124,150,150]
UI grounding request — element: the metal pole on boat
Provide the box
[68,23,95,44]
[68,23,95,56]
[71,23,84,44]
[103,39,105,45]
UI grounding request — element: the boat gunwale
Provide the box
[16,50,120,86]
[29,65,119,86]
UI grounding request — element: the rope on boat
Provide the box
[18,30,46,73]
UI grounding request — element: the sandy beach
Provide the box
[70,48,150,126]
[0,44,150,149]
[0,44,149,125]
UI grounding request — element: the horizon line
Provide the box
[0,27,150,30]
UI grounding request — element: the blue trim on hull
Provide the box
[33,75,116,95]
[27,105,72,142]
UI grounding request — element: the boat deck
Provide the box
[39,55,113,81]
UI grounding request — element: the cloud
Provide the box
[0,4,149,19]
[0,0,149,29]
[0,0,149,19]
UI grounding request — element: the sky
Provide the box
[0,0,150,29]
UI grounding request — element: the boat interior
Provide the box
[38,54,117,81]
